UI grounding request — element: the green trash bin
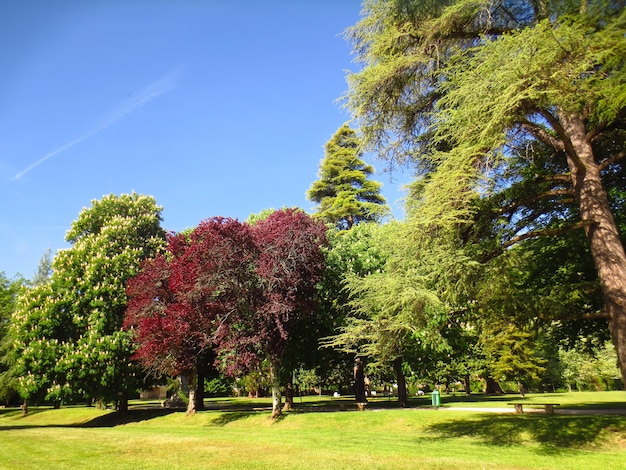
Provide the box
[431,390,440,408]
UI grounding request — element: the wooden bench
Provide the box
[508,403,559,414]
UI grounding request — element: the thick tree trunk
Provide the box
[560,110,626,386]
[269,359,282,419]
[179,372,197,416]
[353,358,366,404]
[485,376,503,394]
[195,370,205,411]
[393,357,408,407]
[282,381,294,412]
[117,395,129,416]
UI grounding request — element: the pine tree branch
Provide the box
[497,188,575,215]
[502,220,589,249]
[535,174,571,183]
[519,120,564,152]
[598,151,625,171]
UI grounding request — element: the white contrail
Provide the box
[13,66,183,180]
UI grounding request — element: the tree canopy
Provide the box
[344,0,626,383]
[9,193,166,412]
[307,124,390,229]
[125,209,327,418]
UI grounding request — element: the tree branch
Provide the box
[497,188,575,215]
[599,151,626,171]
[535,173,571,184]
[519,120,564,152]
[502,220,589,249]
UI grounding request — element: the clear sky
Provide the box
[1,0,409,280]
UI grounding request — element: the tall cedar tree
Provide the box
[307,124,389,230]
[125,218,258,415]
[345,0,626,384]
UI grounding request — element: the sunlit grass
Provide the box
[1,392,625,469]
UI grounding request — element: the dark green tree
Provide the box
[307,124,390,230]
[344,0,626,384]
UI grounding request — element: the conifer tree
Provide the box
[344,0,626,385]
[307,124,389,229]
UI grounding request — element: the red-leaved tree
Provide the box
[250,209,327,418]
[126,211,327,418]
[125,218,258,414]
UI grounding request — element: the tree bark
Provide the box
[117,396,129,416]
[269,359,282,419]
[463,374,471,395]
[353,358,366,404]
[282,381,294,412]
[180,372,197,416]
[560,110,626,386]
[195,370,205,411]
[393,357,408,407]
[485,376,503,394]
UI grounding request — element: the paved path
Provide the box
[440,406,626,415]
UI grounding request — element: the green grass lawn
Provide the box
[1,391,625,469]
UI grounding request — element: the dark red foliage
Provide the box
[125,218,258,377]
[250,209,328,361]
[124,211,327,379]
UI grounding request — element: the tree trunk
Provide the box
[560,110,626,386]
[269,359,282,419]
[463,374,471,395]
[282,381,294,412]
[117,396,129,416]
[195,370,205,411]
[21,400,28,416]
[180,372,197,416]
[353,358,366,404]
[485,376,503,394]
[393,357,408,407]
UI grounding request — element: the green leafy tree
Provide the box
[560,342,621,391]
[318,223,391,399]
[483,324,547,397]
[322,221,477,405]
[10,193,166,413]
[344,0,626,383]
[307,124,389,229]
[0,273,25,404]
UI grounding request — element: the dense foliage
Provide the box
[307,124,389,229]
[125,209,327,417]
[344,0,626,383]
[8,193,166,412]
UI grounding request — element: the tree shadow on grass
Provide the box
[80,408,178,427]
[208,411,258,427]
[426,414,626,453]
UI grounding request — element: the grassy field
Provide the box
[1,392,625,469]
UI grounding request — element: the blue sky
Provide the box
[1,0,409,280]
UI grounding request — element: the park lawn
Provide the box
[1,393,625,470]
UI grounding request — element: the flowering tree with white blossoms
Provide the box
[10,193,165,413]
